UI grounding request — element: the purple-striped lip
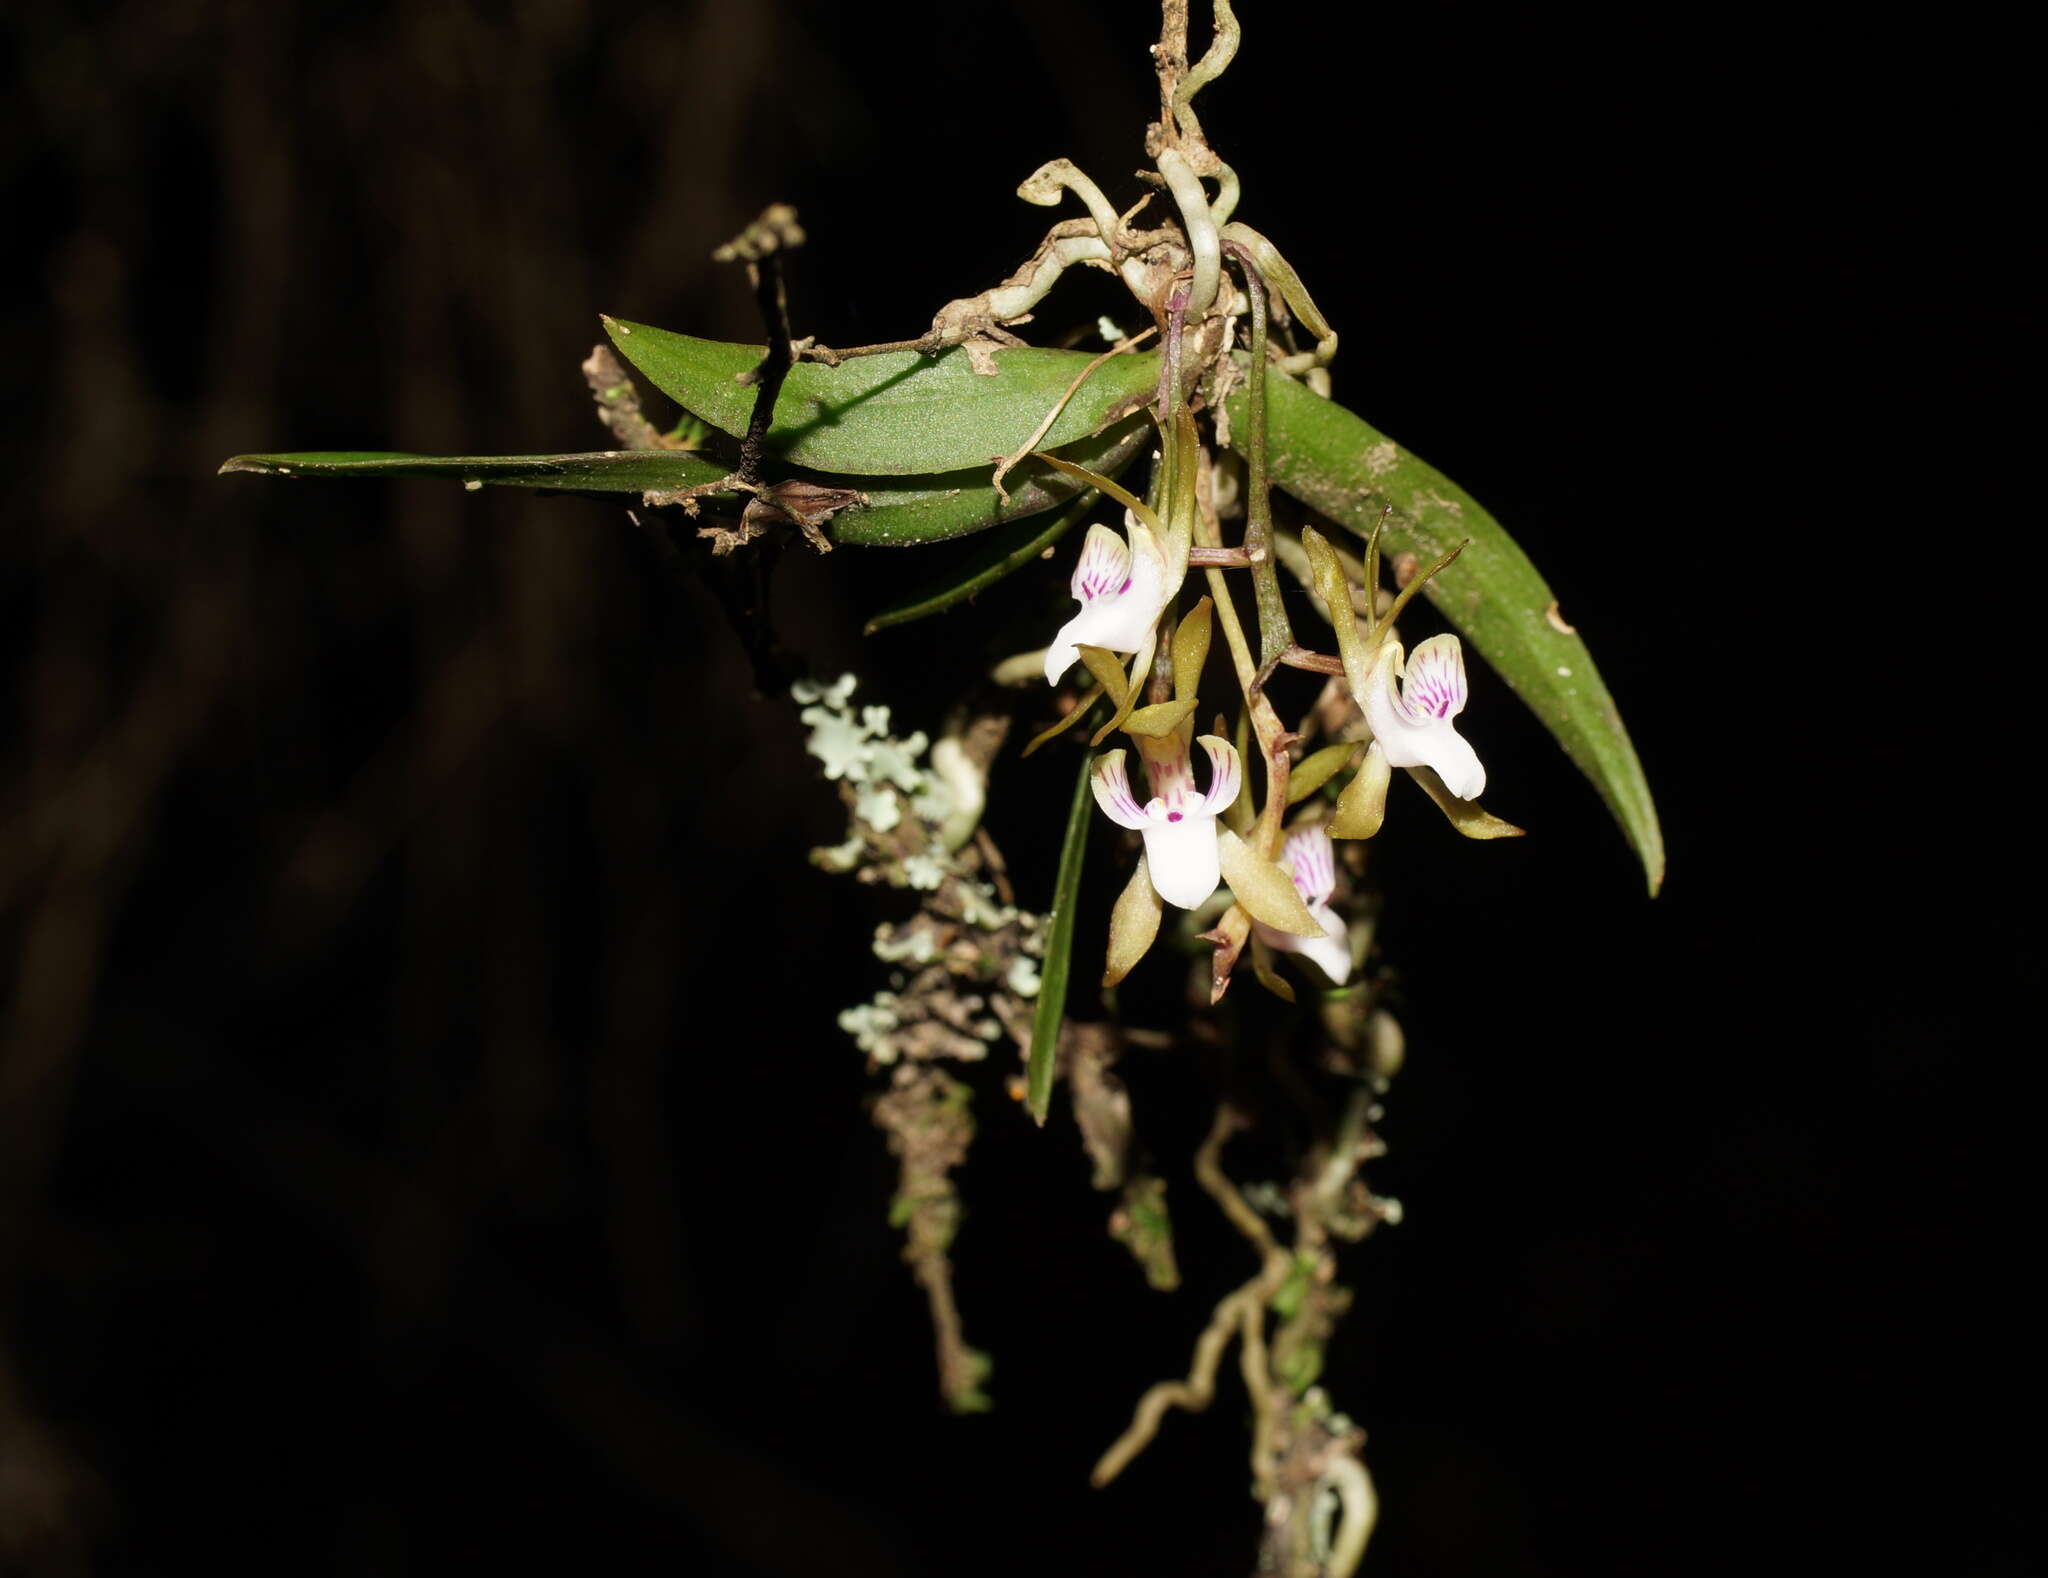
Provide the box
[1076,572,1135,601]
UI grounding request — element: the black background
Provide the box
[1,2,2033,1575]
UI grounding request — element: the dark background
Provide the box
[1,2,2032,1574]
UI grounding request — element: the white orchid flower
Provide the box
[1044,511,1171,685]
[1361,633,1487,800]
[1090,733,1243,909]
[1253,825,1352,985]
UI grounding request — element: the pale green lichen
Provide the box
[812,835,865,873]
[801,677,1041,1071]
[796,675,932,793]
[839,994,904,1061]
[801,705,877,782]
[901,852,947,891]
[796,674,933,816]
[866,731,931,794]
[874,925,937,965]
[958,884,1020,931]
[911,780,956,827]
[791,673,858,709]
[856,783,903,832]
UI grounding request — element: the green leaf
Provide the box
[1087,627,1156,747]
[1102,854,1163,989]
[1231,373,1665,894]
[1026,754,1094,1127]
[1328,744,1392,840]
[1021,683,1107,759]
[864,490,1094,633]
[1074,646,1132,712]
[221,420,1146,552]
[218,449,731,494]
[1217,827,1324,937]
[1406,765,1526,840]
[1249,935,1297,1004]
[1029,449,1164,537]
[1171,597,1213,705]
[833,415,1146,547]
[1287,740,1362,806]
[602,318,1159,476]
[1120,699,1199,738]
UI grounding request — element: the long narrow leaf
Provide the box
[219,449,731,494]
[864,490,1097,633]
[223,418,1148,552]
[1026,755,1094,1126]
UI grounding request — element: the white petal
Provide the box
[1420,728,1486,801]
[1280,825,1337,908]
[1123,519,1168,597]
[1045,606,1138,683]
[1046,522,1171,685]
[1298,904,1353,985]
[1140,810,1222,908]
[1193,734,1242,815]
[1359,642,1408,749]
[1090,750,1152,830]
[1254,902,1350,985]
[1071,522,1133,604]
[1362,640,1487,800]
[1044,584,1164,685]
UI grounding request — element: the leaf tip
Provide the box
[1619,783,1666,896]
[218,455,288,477]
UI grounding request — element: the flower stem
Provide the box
[1224,240,1294,672]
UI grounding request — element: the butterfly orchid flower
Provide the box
[1044,512,1171,686]
[1253,824,1353,985]
[1091,732,1243,909]
[1361,633,1487,801]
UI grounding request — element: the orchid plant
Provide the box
[219,4,1660,1572]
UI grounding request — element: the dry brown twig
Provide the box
[1065,1023,1181,1291]
[1090,1105,1289,1487]
[581,344,685,452]
[872,1066,989,1414]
